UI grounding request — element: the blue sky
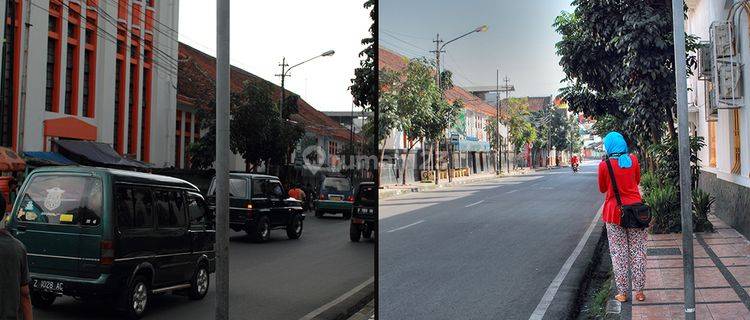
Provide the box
[380,0,573,98]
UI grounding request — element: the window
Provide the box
[64,46,74,114]
[266,181,284,198]
[82,50,91,116]
[252,179,266,197]
[18,175,103,226]
[114,60,124,153]
[45,38,56,112]
[154,190,186,228]
[731,109,741,174]
[322,177,351,193]
[187,192,208,226]
[116,186,154,229]
[708,121,717,168]
[230,179,247,197]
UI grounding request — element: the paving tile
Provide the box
[698,288,741,302]
[706,303,750,320]
[727,266,750,286]
[719,256,750,267]
[709,244,741,257]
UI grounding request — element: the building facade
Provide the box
[686,0,750,238]
[379,47,507,184]
[176,43,359,177]
[1,0,178,165]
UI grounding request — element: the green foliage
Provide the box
[692,189,715,233]
[644,184,681,234]
[506,98,537,152]
[639,171,661,197]
[189,81,304,170]
[554,1,699,147]
[646,136,705,190]
[349,0,376,113]
[590,276,612,318]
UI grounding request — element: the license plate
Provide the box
[329,196,343,201]
[32,279,64,293]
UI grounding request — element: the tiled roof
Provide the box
[178,43,358,142]
[379,47,497,117]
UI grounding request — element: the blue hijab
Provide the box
[603,132,632,168]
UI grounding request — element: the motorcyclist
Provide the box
[571,155,580,172]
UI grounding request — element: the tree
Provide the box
[506,98,537,153]
[377,69,401,173]
[554,0,699,149]
[230,81,304,172]
[350,0,376,114]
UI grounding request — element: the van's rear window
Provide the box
[16,175,103,226]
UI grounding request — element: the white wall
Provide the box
[687,0,750,187]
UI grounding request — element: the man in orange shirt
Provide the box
[288,184,306,203]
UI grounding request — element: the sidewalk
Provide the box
[608,215,750,319]
[379,167,537,199]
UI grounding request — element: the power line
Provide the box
[381,31,430,53]
[443,52,478,86]
[28,0,179,80]
[380,28,431,41]
[379,40,426,59]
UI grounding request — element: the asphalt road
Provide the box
[379,161,604,320]
[33,212,374,320]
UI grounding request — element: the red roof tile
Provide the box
[178,43,358,142]
[379,47,498,117]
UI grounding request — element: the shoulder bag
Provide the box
[605,158,651,229]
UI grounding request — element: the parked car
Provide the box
[207,173,304,242]
[315,175,354,219]
[5,166,215,319]
[350,182,376,242]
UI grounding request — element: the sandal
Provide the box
[615,293,627,302]
[635,292,646,301]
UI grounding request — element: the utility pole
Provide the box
[215,0,230,319]
[670,0,696,318]
[432,34,444,185]
[278,57,288,121]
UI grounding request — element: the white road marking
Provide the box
[299,277,374,320]
[528,204,603,320]
[465,200,484,208]
[506,189,518,194]
[386,220,425,233]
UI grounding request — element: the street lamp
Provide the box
[275,49,335,174]
[432,25,487,184]
[277,49,335,120]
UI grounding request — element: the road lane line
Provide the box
[465,200,484,208]
[386,220,425,233]
[299,277,374,320]
[506,189,518,194]
[528,204,603,320]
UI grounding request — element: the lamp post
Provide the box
[275,50,334,174]
[432,24,487,184]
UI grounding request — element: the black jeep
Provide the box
[208,174,304,242]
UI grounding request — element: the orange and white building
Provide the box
[1,0,179,165]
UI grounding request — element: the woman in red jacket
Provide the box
[598,132,647,303]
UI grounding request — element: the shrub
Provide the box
[692,189,715,233]
[640,171,661,197]
[644,185,680,234]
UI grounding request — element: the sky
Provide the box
[178,0,371,112]
[380,0,573,98]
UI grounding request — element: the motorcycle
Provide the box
[572,163,579,173]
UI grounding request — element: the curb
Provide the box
[311,281,375,320]
[379,167,539,200]
[544,220,607,320]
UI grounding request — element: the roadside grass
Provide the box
[589,274,612,318]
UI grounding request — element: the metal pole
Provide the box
[215,0,230,318]
[670,1,696,318]
[496,69,500,175]
[433,33,442,185]
[279,57,286,121]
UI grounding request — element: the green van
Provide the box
[4,166,215,319]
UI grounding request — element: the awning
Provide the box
[0,147,26,172]
[52,139,151,169]
[22,152,77,166]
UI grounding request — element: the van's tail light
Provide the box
[246,203,253,218]
[100,241,114,265]
[320,194,325,200]
[346,195,354,202]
